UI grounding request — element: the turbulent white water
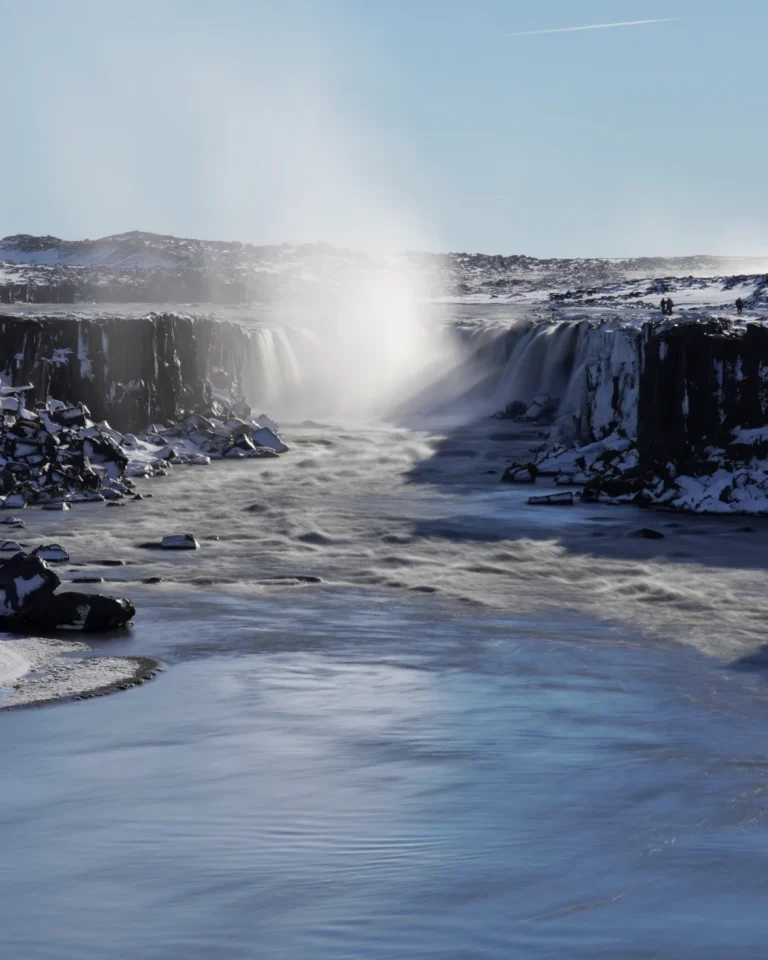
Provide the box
[1,413,764,664]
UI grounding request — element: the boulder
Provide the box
[32,544,70,563]
[138,534,199,550]
[251,425,289,453]
[0,552,60,618]
[161,534,198,550]
[501,463,538,484]
[494,400,528,420]
[527,492,575,506]
[627,527,666,540]
[23,592,135,631]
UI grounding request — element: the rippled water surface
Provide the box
[3,419,768,958]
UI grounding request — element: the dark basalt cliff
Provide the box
[0,271,254,306]
[499,317,768,512]
[0,313,250,433]
[638,320,768,468]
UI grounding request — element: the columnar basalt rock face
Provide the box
[638,320,768,469]
[0,313,251,433]
[501,318,768,513]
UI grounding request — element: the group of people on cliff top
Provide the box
[660,297,746,317]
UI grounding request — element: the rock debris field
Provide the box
[0,384,289,708]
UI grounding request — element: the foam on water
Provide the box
[12,413,768,665]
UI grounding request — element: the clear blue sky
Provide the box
[3,0,766,256]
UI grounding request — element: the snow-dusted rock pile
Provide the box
[0,550,134,632]
[505,426,768,515]
[130,409,287,476]
[0,384,287,507]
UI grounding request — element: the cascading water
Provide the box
[238,307,640,450]
[397,318,595,427]
[239,268,464,421]
[241,326,319,415]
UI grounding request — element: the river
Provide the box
[3,376,768,956]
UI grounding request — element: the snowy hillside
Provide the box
[2,230,768,306]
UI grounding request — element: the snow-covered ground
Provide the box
[3,230,768,306]
[0,637,155,709]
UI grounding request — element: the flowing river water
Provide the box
[3,307,768,957]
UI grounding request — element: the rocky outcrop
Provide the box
[637,319,768,468]
[0,312,251,433]
[500,317,768,514]
[0,551,134,632]
[0,383,286,508]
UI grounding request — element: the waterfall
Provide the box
[239,313,640,445]
[242,326,318,415]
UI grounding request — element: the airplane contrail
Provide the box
[502,18,679,38]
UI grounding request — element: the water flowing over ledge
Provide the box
[458,316,768,513]
[4,304,768,514]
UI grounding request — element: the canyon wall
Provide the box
[0,313,251,432]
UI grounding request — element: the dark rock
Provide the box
[495,400,528,420]
[0,552,60,616]
[501,463,538,484]
[142,576,165,584]
[627,528,666,540]
[527,492,574,506]
[72,576,105,584]
[23,592,135,631]
[161,534,198,549]
[137,534,198,550]
[31,543,69,563]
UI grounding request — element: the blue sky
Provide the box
[3,0,766,256]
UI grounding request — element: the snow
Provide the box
[732,426,768,445]
[15,573,46,601]
[0,641,33,687]
[0,637,152,709]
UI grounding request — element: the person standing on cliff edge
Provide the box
[736,297,744,316]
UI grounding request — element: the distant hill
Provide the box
[2,230,768,305]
